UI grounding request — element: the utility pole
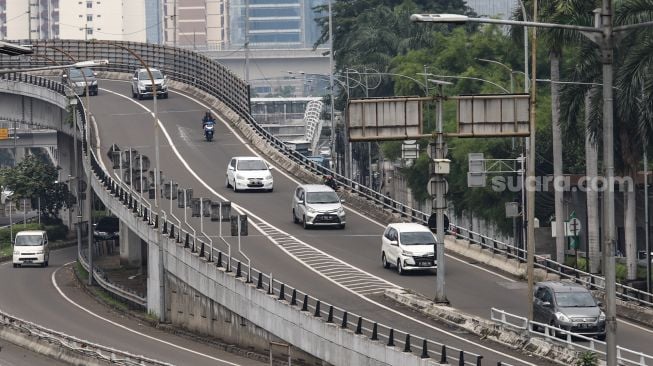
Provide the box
[244,0,250,84]
[526,0,538,322]
[328,0,336,175]
[28,2,32,42]
[431,80,451,304]
[173,0,177,48]
[598,2,617,365]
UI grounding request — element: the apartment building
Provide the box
[163,0,228,50]
[466,0,518,19]
[0,0,147,42]
[228,0,326,49]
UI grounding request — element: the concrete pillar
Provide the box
[147,239,162,317]
[119,221,142,267]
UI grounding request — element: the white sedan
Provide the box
[225,156,274,192]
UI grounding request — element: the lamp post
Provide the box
[95,41,165,322]
[328,0,335,175]
[476,58,516,93]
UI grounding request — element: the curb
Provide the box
[383,288,581,366]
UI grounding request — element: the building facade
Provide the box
[162,0,228,50]
[228,0,326,49]
[0,0,147,42]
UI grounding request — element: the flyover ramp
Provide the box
[86,79,553,365]
[1,55,648,366]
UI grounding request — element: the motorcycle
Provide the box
[204,122,215,142]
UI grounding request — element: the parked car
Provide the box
[291,184,345,229]
[94,216,120,241]
[131,68,168,99]
[532,281,606,340]
[225,156,274,192]
[381,222,437,275]
[12,230,49,268]
[62,67,98,96]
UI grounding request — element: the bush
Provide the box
[576,351,598,366]
[0,222,68,243]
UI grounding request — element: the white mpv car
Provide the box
[381,223,437,275]
[225,156,274,192]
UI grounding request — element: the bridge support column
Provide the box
[119,221,142,267]
[146,238,162,318]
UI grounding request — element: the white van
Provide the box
[381,223,437,275]
[12,230,49,268]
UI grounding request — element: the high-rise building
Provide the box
[162,0,228,50]
[466,0,518,19]
[0,0,147,42]
[228,0,327,49]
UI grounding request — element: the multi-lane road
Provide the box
[1,79,651,365]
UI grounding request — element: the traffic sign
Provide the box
[567,218,582,237]
[0,128,8,140]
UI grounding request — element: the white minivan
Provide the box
[12,230,49,268]
[381,223,437,275]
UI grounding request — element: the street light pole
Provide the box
[328,0,336,175]
[526,0,538,323]
[599,3,617,364]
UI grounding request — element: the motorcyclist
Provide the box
[202,111,215,128]
[323,174,338,191]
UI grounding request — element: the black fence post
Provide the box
[327,306,334,323]
[387,329,394,347]
[371,323,378,341]
[301,295,309,311]
[290,289,297,306]
[420,340,429,359]
[236,261,241,277]
[403,334,411,352]
[440,345,447,364]
[355,317,363,335]
[341,312,348,328]
[216,251,222,267]
[459,350,465,366]
[278,284,285,301]
[256,272,263,289]
[314,300,321,317]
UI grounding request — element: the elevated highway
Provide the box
[1,40,652,365]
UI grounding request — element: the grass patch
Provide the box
[74,261,89,281]
[73,261,129,312]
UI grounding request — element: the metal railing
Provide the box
[0,309,172,365]
[491,308,653,365]
[86,132,486,365]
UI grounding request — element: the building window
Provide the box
[87,15,93,22]
[86,1,92,8]
[87,28,93,35]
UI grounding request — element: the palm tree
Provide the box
[561,0,653,280]
[515,0,595,263]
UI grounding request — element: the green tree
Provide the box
[0,155,74,219]
[561,0,653,279]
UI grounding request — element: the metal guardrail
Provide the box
[86,124,485,365]
[491,308,653,365]
[0,309,172,365]
[78,249,147,308]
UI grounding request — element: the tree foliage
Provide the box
[0,155,74,218]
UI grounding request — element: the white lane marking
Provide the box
[51,262,242,366]
[97,87,538,366]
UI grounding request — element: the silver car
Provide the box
[131,68,168,99]
[533,281,606,340]
[291,184,345,229]
[62,67,98,96]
